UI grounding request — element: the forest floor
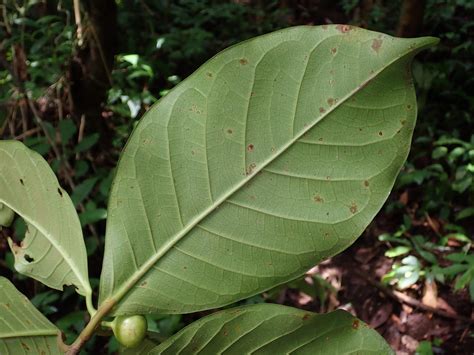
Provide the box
[279,219,474,355]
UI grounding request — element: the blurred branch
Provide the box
[396,0,426,37]
[354,269,473,323]
[73,0,83,46]
[0,2,11,34]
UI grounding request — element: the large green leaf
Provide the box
[0,277,61,354]
[121,339,159,354]
[99,25,438,315]
[0,141,91,298]
[150,304,393,354]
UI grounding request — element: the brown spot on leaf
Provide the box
[400,119,407,125]
[239,58,248,65]
[21,342,30,351]
[302,313,311,320]
[327,98,335,106]
[247,144,254,152]
[206,72,213,78]
[319,107,326,113]
[313,195,324,203]
[140,281,148,287]
[227,128,233,134]
[378,131,383,136]
[364,180,369,187]
[20,178,24,185]
[57,188,63,197]
[371,38,383,53]
[336,24,351,33]
[350,202,358,214]
[407,104,412,110]
[352,319,360,329]
[331,47,337,54]
[246,163,257,175]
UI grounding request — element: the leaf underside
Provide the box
[0,141,91,297]
[150,304,393,354]
[99,25,438,315]
[0,277,61,355]
[121,338,159,354]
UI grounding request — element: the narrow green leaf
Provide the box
[0,141,91,298]
[59,119,77,144]
[0,277,61,354]
[151,304,393,354]
[79,207,108,227]
[446,253,467,263]
[385,246,411,258]
[99,25,438,315]
[456,207,474,221]
[74,133,100,153]
[454,268,473,291]
[70,177,98,207]
[440,264,468,277]
[431,146,447,159]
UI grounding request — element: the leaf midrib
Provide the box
[0,329,58,339]
[108,37,434,306]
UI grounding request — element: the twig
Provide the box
[19,96,28,132]
[14,126,40,140]
[0,105,12,136]
[0,3,11,34]
[73,0,83,46]
[76,114,85,160]
[66,299,116,355]
[353,269,473,323]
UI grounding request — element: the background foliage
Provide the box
[0,0,473,353]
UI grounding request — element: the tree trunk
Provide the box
[396,0,426,37]
[69,0,117,130]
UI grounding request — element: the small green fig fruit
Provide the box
[112,315,147,348]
